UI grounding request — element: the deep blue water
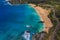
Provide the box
[0,0,44,40]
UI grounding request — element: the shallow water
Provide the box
[0,0,44,40]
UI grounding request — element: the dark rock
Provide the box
[38,21,44,23]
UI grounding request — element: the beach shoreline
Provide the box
[30,4,53,33]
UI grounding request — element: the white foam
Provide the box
[22,31,30,40]
[7,1,12,5]
[26,25,30,28]
[5,0,9,1]
[4,0,12,5]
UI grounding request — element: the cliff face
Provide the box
[9,0,28,4]
[9,0,46,4]
[9,0,20,4]
[32,31,47,40]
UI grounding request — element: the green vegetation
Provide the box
[9,0,20,4]
[38,1,60,40]
[44,10,57,40]
[54,29,60,40]
[29,0,60,40]
[9,0,60,40]
[55,5,60,21]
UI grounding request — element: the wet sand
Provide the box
[30,4,53,33]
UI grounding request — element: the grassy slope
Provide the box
[38,1,60,40]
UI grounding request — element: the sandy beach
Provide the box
[30,4,53,33]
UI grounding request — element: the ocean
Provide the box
[0,0,44,40]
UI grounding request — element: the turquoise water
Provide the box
[0,0,44,40]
